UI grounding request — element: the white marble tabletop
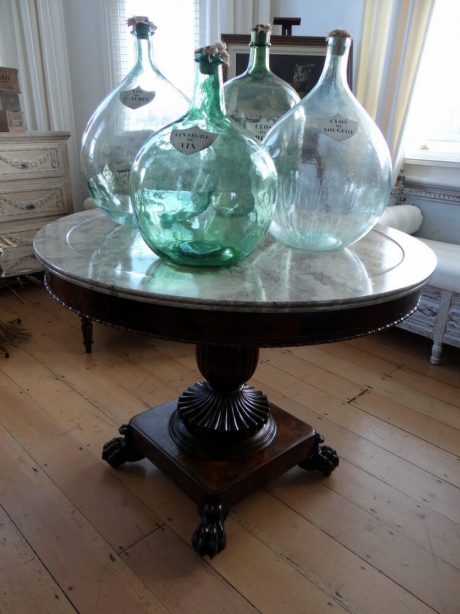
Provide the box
[33,209,436,313]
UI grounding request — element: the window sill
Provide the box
[404,154,460,189]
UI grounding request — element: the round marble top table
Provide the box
[34,209,436,558]
[34,209,436,346]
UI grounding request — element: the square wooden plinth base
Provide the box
[129,400,317,509]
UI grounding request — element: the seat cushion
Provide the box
[419,238,460,293]
[379,205,423,234]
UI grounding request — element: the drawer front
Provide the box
[0,224,43,277]
[0,142,67,180]
[0,179,69,223]
[0,249,41,277]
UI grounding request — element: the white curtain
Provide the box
[0,0,81,209]
[356,0,435,184]
[199,0,271,45]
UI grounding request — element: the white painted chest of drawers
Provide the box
[0,131,72,277]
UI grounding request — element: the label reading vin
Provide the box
[170,126,218,155]
[317,113,358,141]
[120,86,156,109]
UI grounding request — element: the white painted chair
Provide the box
[380,204,460,364]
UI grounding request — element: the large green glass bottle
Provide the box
[80,16,189,227]
[264,29,392,251]
[224,24,300,142]
[130,42,277,267]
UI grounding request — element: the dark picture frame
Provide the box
[220,34,353,98]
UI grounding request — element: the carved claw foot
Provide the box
[102,424,145,468]
[299,433,339,476]
[192,502,227,558]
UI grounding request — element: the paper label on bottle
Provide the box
[317,114,358,141]
[119,86,156,109]
[170,126,218,155]
[244,117,278,142]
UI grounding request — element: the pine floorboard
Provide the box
[1,282,459,613]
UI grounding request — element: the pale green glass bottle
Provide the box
[80,16,189,227]
[264,29,392,251]
[130,42,277,268]
[224,24,300,142]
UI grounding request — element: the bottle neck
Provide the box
[134,35,156,71]
[317,39,350,90]
[246,44,270,75]
[189,60,225,119]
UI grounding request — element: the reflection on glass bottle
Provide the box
[249,235,373,301]
[80,16,189,227]
[224,24,300,142]
[264,29,392,251]
[88,223,157,285]
[130,42,277,268]
[292,63,317,97]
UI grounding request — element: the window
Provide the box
[403,0,460,185]
[110,0,200,98]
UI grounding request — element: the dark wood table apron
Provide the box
[35,211,436,558]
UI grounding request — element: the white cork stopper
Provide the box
[127,16,157,32]
[195,41,230,64]
[252,24,272,33]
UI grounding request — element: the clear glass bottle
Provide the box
[80,16,189,227]
[130,42,277,268]
[264,29,392,251]
[224,24,300,142]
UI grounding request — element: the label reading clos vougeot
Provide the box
[119,86,156,109]
[317,113,358,141]
[245,117,277,142]
[170,126,218,155]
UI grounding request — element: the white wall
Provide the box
[0,1,18,67]
[271,0,364,36]
[62,0,111,201]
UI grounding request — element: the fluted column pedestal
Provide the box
[170,344,277,459]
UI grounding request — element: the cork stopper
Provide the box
[250,24,272,46]
[195,42,229,65]
[127,16,156,39]
[326,28,352,55]
[327,28,352,39]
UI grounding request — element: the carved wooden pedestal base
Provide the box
[102,400,338,558]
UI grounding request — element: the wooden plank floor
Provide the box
[1,282,459,614]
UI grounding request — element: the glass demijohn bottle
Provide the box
[130,42,277,267]
[80,16,189,227]
[264,29,392,251]
[224,24,300,142]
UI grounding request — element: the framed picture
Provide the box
[220,35,353,98]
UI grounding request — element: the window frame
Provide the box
[402,0,460,189]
